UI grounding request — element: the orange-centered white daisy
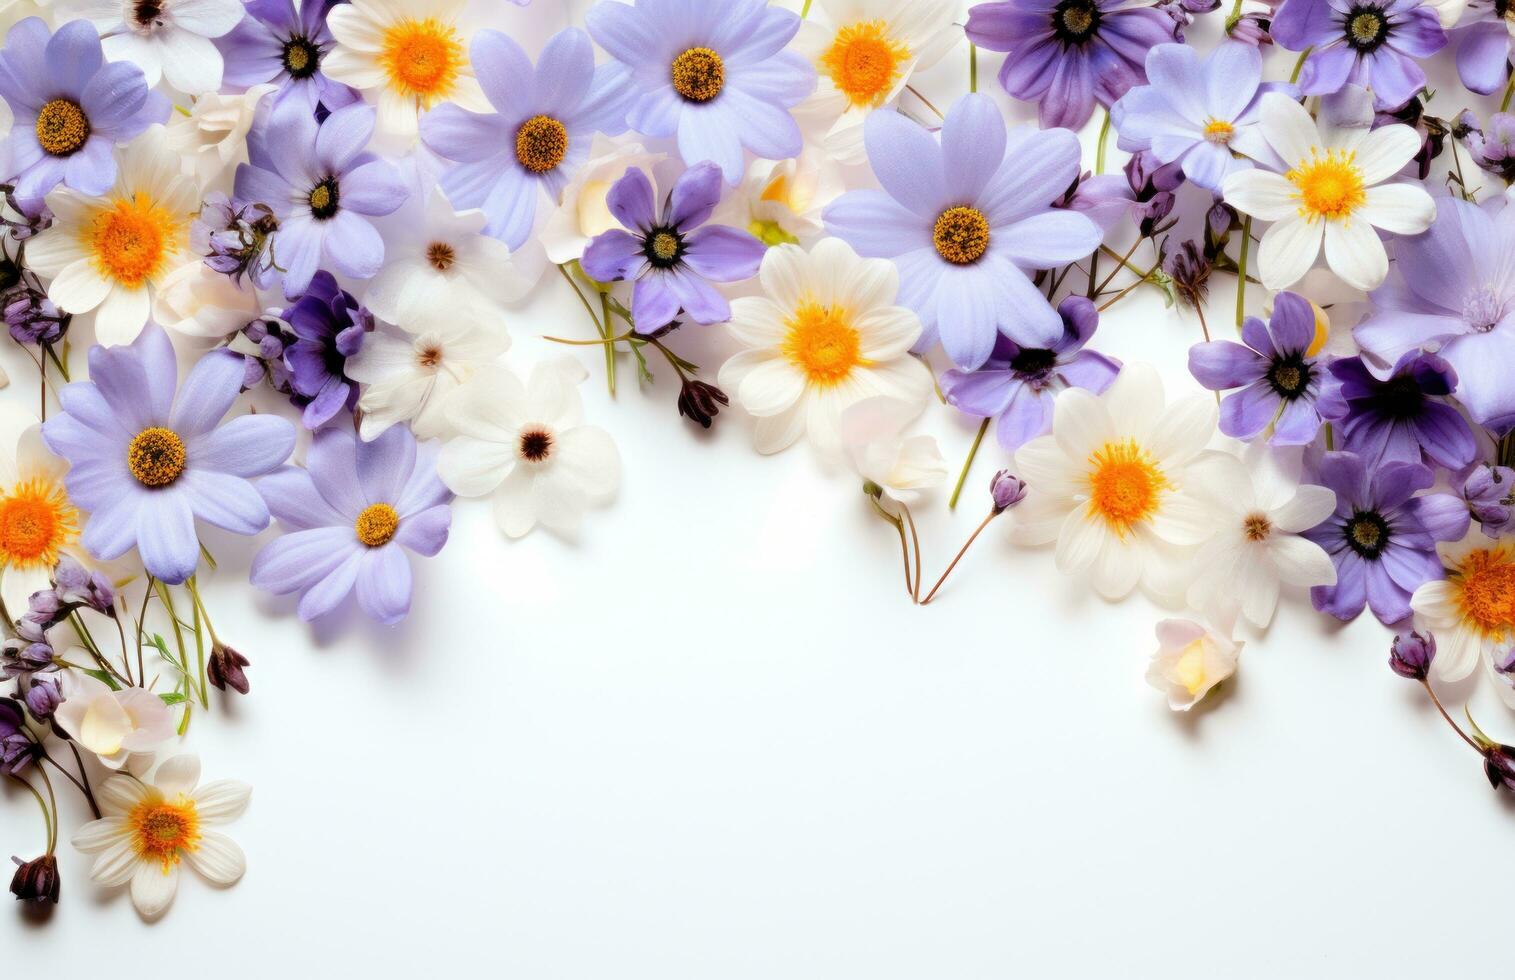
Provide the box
[1010,364,1217,600]
[1411,537,1515,702]
[0,407,82,613]
[719,238,934,455]
[25,127,195,346]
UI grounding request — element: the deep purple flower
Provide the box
[1463,464,1515,537]
[1389,629,1435,679]
[23,676,60,720]
[1453,0,1515,95]
[940,296,1120,451]
[4,283,68,347]
[218,0,358,113]
[0,698,35,774]
[280,271,369,429]
[966,0,1178,130]
[206,642,250,694]
[40,326,296,584]
[9,853,59,904]
[581,162,763,334]
[251,425,452,626]
[1271,0,1447,110]
[1329,353,1477,471]
[1188,291,1344,445]
[1484,743,1515,792]
[1302,451,1469,624]
[1124,149,1184,237]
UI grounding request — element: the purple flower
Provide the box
[52,555,114,615]
[1453,0,1515,95]
[1302,451,1469,624]
[990,470,1029,512]
[940,296,1120,451]
[1271,0,1447,110]
[824,93,1102,370]
[23,676,60,720]
[966,0,1178,130]
[40,326,296,584]
[233,100,407,299]
[251,425,452,626]
[585,0,814,184]
[0,698,36,774]
[1329,353,1477,471]
[217,0,358,113]
[1389,629,1435,679]
[4,284,68,347]
[1463,464,1515,537]
[421,27,630,249]
[192,192,281,290]
[1461,111,1515,181]
[581,162,763,334]
[280,271,369,429]
[0,17,168,203]
[1188,291,1344,445]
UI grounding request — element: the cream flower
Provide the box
[719,239,932,455]
[152,260,262,340]
[1011,364,1217,601]
[348,317,509,441]
[1146,619,1241,711]
[713,152,843,249]
[1221,90,1433,292]
[72,754,249,919]
[1410,536,1515,705]
[539,137,664,266]
[437,359,620,538]
[53,672,175,770]
[59,0,244,94]
[166,84,276,191]
[841,396,947,508]
[0,405,84,612]
[26,127,195,346]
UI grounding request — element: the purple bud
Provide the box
[23,678,59,720]
[207,643,251,695]
[9,854,59,904]
[1463,464,1515,538]
[1484,744,1515,792]
[1389,630,1435,680]
[990,470,1028,513]
[1226,11,1271,45]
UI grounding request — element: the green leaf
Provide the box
[81,668,120,691]
[158,692,188,706]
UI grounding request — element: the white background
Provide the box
[4,1,1514,976]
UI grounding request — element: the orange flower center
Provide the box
[0,478,77,569]
[820,20,910,108]
[782,301,865,386]
[515,114,568,173]
[35,98,90,156]
[354,502,399,547]
[379,17,464,102]
[671,47,724,102]
[1287,150,1365,222]
[932,206,990,265]
[1201,117,1235,145]
[129,797,200,872]
[1086,439,1168,536]
[1453,546,1515,636]
[87,193,178,288]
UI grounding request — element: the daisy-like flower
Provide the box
[420,27,631,249]
[320,0,488,148]
[823,93,1102,370]
[1010,364,1217,601]
[713,153,843,250]
[1411,537,1515,700]
[72,754,249,920]
[437,360,620,539]
[791,0,961,164]
[41,326,296,585]
[348,315,509,441]
[1220,90,1433,292]
[538,136,664,266]
[26,126,195,346]
[59,0,246,95]
[0,406,84,613]
[1146,619,1241,711]
[1271,0,1447,110]
[585,0,816,184]
[718,239,933,455]
[53,672,174,769]
[217,0,359,114]
[841,396,948,508]
[1329,353,1477,471]
[251,425,451,625]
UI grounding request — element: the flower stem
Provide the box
[1096,258,1163,312]
[921,509,999,605]
[969,43,978,94]
[1289,47,1311,84]
[1234,216,1252,328]
[1095,239,1147,294]
[1094,110,1111,175]
[602,291,616,397]
[34,763,58,852]
[10,774,52,854]
[800,0,813,16]
[949,417,991,511]
[900,502,924,603]
[1502,70,1515,112]
[868,495,913,598]
[1422,680,1482,752]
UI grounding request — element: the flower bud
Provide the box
[1484,743,1515,792]
[207,643,251,695]
[23,678,59,720]
[676,379,729,430]
[1389,631,1435,680]
[990,470,1027,513]
[9,854,59,904]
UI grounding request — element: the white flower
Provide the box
[53,672,175,770]
[1221,89,1433,292]
[26,127,195,346]
[1410,536,1515,707]
[72,754,249,919]
[166,84,275,191]
[348,318,509,441]
[152,260,261,340]
[59,0,245,94]
[1183,448,1337,628]
[841,396,947,508]
[0,405,85,612]
[713,152,843,249]
[437,359,620,538]
[719,239,932,455]
[1011,364,1217,601]
[539,136,665,266]
[1146,619,1241,711]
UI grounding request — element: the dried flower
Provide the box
[0,698,36,774]
[1164,240,1211,310]
[207,643,251,695]
[9,854,59,904]
[676,379,729,430]
[1389,630,1435,680]
[51,557,114,617]
[192,192,280,289]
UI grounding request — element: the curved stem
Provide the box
[868,496,913,598]
[921,510,999,605]
[1234,216,1252,329]
[34,764,58,852]
[1094,110,1112,175]
[1289,47,1311,84]
[10,774,52,854]
[1422,681,1481,752]
[900,503,923,603]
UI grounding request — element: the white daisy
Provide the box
[1221,89,1433,292]
[52,672,175,770]
[718,238,932,455]
[436,359,620,538]
[0,405,85,613]
[1146,619,1242,711]
[59,0,245,94]
[166,83,275,191]
[71,754,249,920]
[841,396,947,509]
[713,152,844,249]
[347,317,509,442]
[1011,364,1217,601]
[539,136,665,266]
[1410,536,1515,706]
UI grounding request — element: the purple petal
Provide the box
[680,225,763,282]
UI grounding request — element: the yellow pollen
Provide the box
[1350,518,1381,551]
[1451,545,1515,637]
[1348,11,1382,43]
[1086,439,1168,536]
[86,193,178,289]
[932,206,990,265]
[671,47,725,102]
[515,114,569,174]
[782,300,866,386]
[35,99,90,156]
[379,17,464,102]
[309,183,332,212]
[1287,149,1366,222]
[285,43,310,72]
[127,428,186,488]
[354,502,399,547]
[820,20,910,109]
[0,478,77,569]
[1243,513,1272,542]
[1201,117,1235,145]
[129,797,200,873]
[650,231,679,262]
[1062,5,1094,33]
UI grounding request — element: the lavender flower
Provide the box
[217,0,358,113]
[0,638,52,678]
[1453,0,1515,95]
[1389,629,1435,679]
[1329,353,1477,471]
[1460,111,1515,181]
[280,271,369,429]
[1124,150,1184,237]
[191,192,280,290]
[990,471,1028,512]
[1228,11,1274,44]
[1463,464,1515,538]
[1271,0,1448,110]
[4,280,68,347]
[0,698,35,774]
[23,676,59,720]
[50,556,114,616]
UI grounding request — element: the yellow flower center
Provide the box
[35,99,90,156]
[379,17,464,102]
[1287,150,1366,222]
[782,300,865,386]
[515,114,569,174]
[1452,545,1515,637]
[1201,117,1234,145]
[932,206,991,265]
[87,193,179,289]
[671,47,724,102]
[127,427,186,487]
[354,502,399,547]
[820,20,910,109]
[1174,640,1210,696]
[129,797,200,872]
[649,231,680,262]
[1086,439,1168,536]
[0,478,77,569]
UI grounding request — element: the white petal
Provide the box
[1358,183,1435,236]
[1354,124,1423,183]
[129,860,179,919]
[1323,218,1387,292]
[153,754,200,797]
[1257,216,1322,290]
[193,780,251,824]
[184,831,245,884]
[1267,534,1336,587]
[1222,170,1298,222]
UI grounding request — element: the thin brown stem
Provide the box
[1422,680,1481,752]
[900,503,923,603]
[1097,259,1164,312]
[921,510,999,605]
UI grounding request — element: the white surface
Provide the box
[4,4,1514,976]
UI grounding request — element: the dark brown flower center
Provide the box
[519,428,553,462]
[515,114,568,173]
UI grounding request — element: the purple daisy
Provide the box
[233,99,407,299]
[39,326,296,585]
[823,93,1103,370]
[1271,0,1447,110]
[585,0,814,184]
[965,0,1178,130]
[580,162,763,334]
[251,425,452,626]
[420,27,630,249]
[1329,353,1478,472]
[0,17,169,203]
[281,271,370,430]
[1302,451,1469,624]
[217,0,358,113]
[1188,291,1345,446]
[940,296,1121,451]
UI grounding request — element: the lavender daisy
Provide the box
[217,0,358,113]
[420,27,630,248]
[581,162,763,334]
[281,271,370,430]
[940,296,1121,451]
[251,425,452,626]
[39,326,296,585]
[1271,0,1448,110]
[823,93,1102,370]
[1329,353,1478,471]
[585,0,815,184]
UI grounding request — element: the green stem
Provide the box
[183,577,214,706]
[1502,70,1515,113]
[1094,110,1111,175]
[153,580,194,704]
[949,418,991,511]
[1235,216,1252,329]
[10,774,52,854]
[969,43,978,94]
[1096,259,1163,312]
[601,291,616,398]
[34,764,58,852]
[1289,47,1311,84]
[800,0,813,16]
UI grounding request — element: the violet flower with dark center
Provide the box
[217,0,358,113]
[281,271,370,429]
[1271,0,1447,110]
[1329,353,1477,471]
